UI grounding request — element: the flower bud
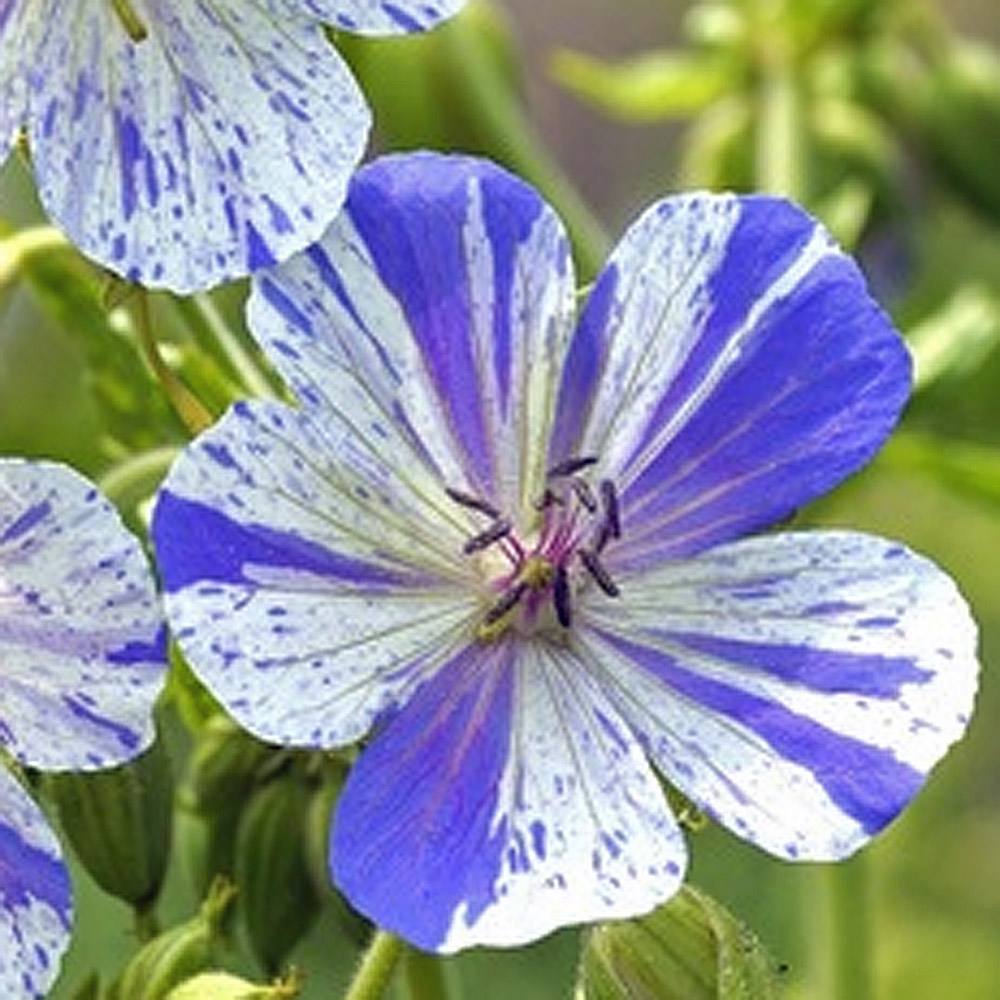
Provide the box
[113,878,237,1000]
[50,735,172,908]
[163,969,302,1000]
[578,884,778,1000]
[235,772,321,974]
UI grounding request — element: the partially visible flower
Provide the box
[152,152,978,952]
[0,0,466,292]
[0,459,166,998]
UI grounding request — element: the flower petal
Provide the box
[549,194,910,566]
[0,766,72,1000]
[248,151,575,517]
[333,637,685,952]
[579,530,977,860]
[28,0,368,291]
[0,460,165,772]
[153,400,482,747]
[0,1,31,158]
[271,0,468,34]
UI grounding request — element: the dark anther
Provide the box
[553,563,573,627]
[533,487,565,511]
[462,518,512,555]
[599,479,621,539]
[445,486,500,519]
[547,455,598,479]
[484,582,527,624]
[579,548,620,597]
[572,479,598,513]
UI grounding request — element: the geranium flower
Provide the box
[0,459,166,998]
[0,0,466,292]
[151,152,978,952]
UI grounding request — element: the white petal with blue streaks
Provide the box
[333,638,684,952]
[270,0,468,34]
[153,400,485,747]
[579,530,978,860]
[0,460,165,772]
[248,152,576,519]
[0,766,72,1000]
[442,640,686,951]
[549,194,909,563]
[0,0,33,158]
[27,0,369,291]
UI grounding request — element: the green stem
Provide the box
[343,930,404,1000]
[190,292,278,399]
[0,226,70,287]
[440,8,610,279]
[133,294,214,435]
[97,446,179,507]
[404,948,451,1000]
[809,856,874,1000]
[756,58,804,200]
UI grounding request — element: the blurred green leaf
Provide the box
[880,431,1000,509]
[551,49,734,122]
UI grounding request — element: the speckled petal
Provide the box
[578,530,978,860]
[270,0,468,34]
[0,0,32,157]
[0,459,165,771]
[153,399,483,748]
[248,151,575,519]
[27,0,369,291]
[0,766,72,1000]
[549,194,910,568]
[334,637,684,952]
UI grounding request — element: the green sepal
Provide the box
[49,734,173,908]
[235,771,322,975]
[163,969,303,1000]
[579,884,780,1000]
[112,878,237,1000]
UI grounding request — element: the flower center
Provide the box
[447,456,622,642]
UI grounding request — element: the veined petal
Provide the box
[0,460,165,772]
[333,637,684,952]
[0,0,32,158]
[579,530,977,860]
[248,151,575,519]
[269,0,468,34]
[0,766,72,1000]
[153,400,482,747]
[549,194,909,566]
[28,0,368,291]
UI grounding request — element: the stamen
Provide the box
[579,548,620,597]
[553,563,572,627]
[599,479,621,539]
[483,582,527,624]
[445,486,500,519]
[533,487,564,511]
[572,478,598,513]
[547,455,598,479]
[111,0,149,41]
[462,518,512,555]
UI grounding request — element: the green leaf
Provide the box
[550,49,734,122]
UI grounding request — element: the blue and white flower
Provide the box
[151,152,979,952]
[0,0,466,292]
[0,459,166,998]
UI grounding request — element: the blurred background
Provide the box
[3,0,1000,997]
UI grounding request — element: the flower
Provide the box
[151,152,979,952]
[0,0,466,292]
[0,459,166,998]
